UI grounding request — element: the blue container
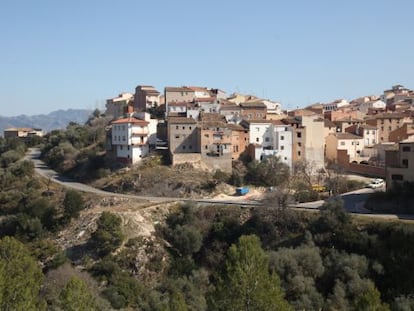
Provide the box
[236,187,249,195]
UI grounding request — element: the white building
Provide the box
[322,99,350,112]
[111,116,150,164]
[355,124,378,148]
[325,132,365,163]
[134,112,158,148]
[245,120,293,169]
[262,99,282,115]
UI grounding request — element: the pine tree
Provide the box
[210,235,292,311]
[59,276,98,311]
[0,236,45,310]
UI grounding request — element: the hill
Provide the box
[0,109,92,135]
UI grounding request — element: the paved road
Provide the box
[26,148,414,221]
[27,148,178,204]
[27,148,255,206]
[292,188,377,213]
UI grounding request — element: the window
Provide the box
[402,159,408,167]
[175,135,179,139]
[284,157,287,160]
[297,132,302,138]
[298,142,302,147]
[182,145,186,150]
[176,126,179,130]
[298,151,301,156]
[122,136,126,141]
[256,127,260,132]
[340,141,345,146]
[280,135,284,140]
[392,174,404,181]
[189,126,192,130]
[265,137,270,142]
[281,146,284,150]
[183,126,185,130]
[205,145,208,150]
[256,138,259,142]
[402,146,411,152]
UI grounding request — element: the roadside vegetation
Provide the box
[41,109,112,181]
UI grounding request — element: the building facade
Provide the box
[386,137,414,189]
[106,93,134,120]
[134,85,160,112]
[110,116,150,164]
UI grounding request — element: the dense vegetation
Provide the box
[41,109,112,181]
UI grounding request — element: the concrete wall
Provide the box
[171,153,232,173]
[171,153,202,166]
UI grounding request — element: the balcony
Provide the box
[131,131,148,137]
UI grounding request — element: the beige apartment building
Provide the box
[301,115,325,169]
[164,87,195,117]
[326,133,364,163]
[106,93,134,120]
[386,136,414,189]
[365,113,407,142]
[134,85,160,112]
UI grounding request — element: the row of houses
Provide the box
[105,84,414,188]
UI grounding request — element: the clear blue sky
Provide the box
[1,0,413,116]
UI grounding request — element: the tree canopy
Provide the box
[210,234,291,311]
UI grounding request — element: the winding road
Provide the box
[27,148,414,221]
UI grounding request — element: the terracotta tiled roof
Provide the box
[359,124,377,130]
[220,104,241,111]
[194,97,216,102]
[227,124,245,131]
[335,133,363,140]
[335,117,363,122]
[187,86,208,92]
[165,86,194,92]
[111,117,149,125]
[373,113,406,119]
[200,121,228,129]
[168,117,197,124]
[199,112,227,122]
[240,102,267,108]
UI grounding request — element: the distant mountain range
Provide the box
[0,109,93,136]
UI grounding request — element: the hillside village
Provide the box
[103,84,414,190]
